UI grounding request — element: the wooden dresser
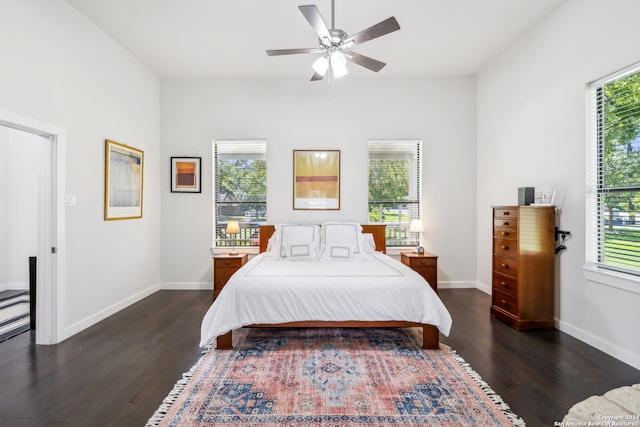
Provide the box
[490,205,555,330]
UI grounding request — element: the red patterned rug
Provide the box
[147,328,524,426]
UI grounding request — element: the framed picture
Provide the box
[293,150,340,210]
[104,139,144,220]
[171,157,201,193]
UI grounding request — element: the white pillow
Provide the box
[321,222,363,253]
[321,244,354,261]
[263,224,291,257]
[361,233,376,254]
[277,224,320,259]
[265,234,277,254]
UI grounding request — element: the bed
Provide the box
[200,223,452,350]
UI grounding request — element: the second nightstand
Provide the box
[213,253,248,300]
[400,251,438,293]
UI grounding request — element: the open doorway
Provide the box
[0,127,41,341]
[0,110,65,345]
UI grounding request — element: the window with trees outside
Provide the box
[212,139,266,248]
[368,139,422,247]
[586,64,640,276]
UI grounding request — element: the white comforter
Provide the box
[200,252,452,347]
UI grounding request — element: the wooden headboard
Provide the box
[259,224,387,254]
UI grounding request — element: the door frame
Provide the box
[0,109,65,345]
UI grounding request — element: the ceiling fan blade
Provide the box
[266,48,324,56]
[343,16,400,46]
[298,5,331,41]
[311,72,325,81]
[346,52,386,73]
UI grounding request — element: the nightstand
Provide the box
[213,253,248,299]
[400,251,438,293]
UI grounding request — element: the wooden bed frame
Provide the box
[216,224,440,350]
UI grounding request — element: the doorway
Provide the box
[0,109,65,345]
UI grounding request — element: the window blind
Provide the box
[368,139,422,247]
[586,63,640,276]
[212,139,267,247]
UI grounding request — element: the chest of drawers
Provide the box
[490,206,555,330]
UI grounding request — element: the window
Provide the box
[212,139,266,248]
[368,139,422,247]
[586,64,640,276]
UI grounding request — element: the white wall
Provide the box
[0,0,161,340]
[160,77,477,289]
[476,0,640,369]
[0,127,40,291]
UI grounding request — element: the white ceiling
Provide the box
[66,0,566,80]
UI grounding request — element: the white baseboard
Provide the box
[62,283,161,341]
[436,281,491,295]
[557,319,640,371]
[474,281,492,295]
[161,282,212,290]
[438,281,477,289]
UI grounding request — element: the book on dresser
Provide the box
[490,205,556,330]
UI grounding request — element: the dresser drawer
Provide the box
[493,238,517,258]
[492,289,518,316]
[493,272,519,298]
[494,218,517,229]
[214,256,246,268]
[494,255,518,277]
[494,208,517,219]
[493,228,518,240]
[404,256,437,268]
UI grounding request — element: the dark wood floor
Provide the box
[0,289,638,426]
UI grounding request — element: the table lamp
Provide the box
[409,219,424,253]
[226,220,240,255]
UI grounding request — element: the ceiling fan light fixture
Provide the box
[312,56,330,76]
[266,3,400,83]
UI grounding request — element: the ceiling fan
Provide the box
[266,0,400,81]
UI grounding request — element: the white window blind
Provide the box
[368,139,422,247]
[586,63,640,276]
[212,139,267,247]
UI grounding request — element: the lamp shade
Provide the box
[330,51,348,78]
[226,220,240,235]
[312,56,329,76]
[409,219,424,233]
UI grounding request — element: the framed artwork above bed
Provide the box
[293,150,340,210]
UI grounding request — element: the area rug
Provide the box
[147,328,525,426]
[563,383,640,424]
